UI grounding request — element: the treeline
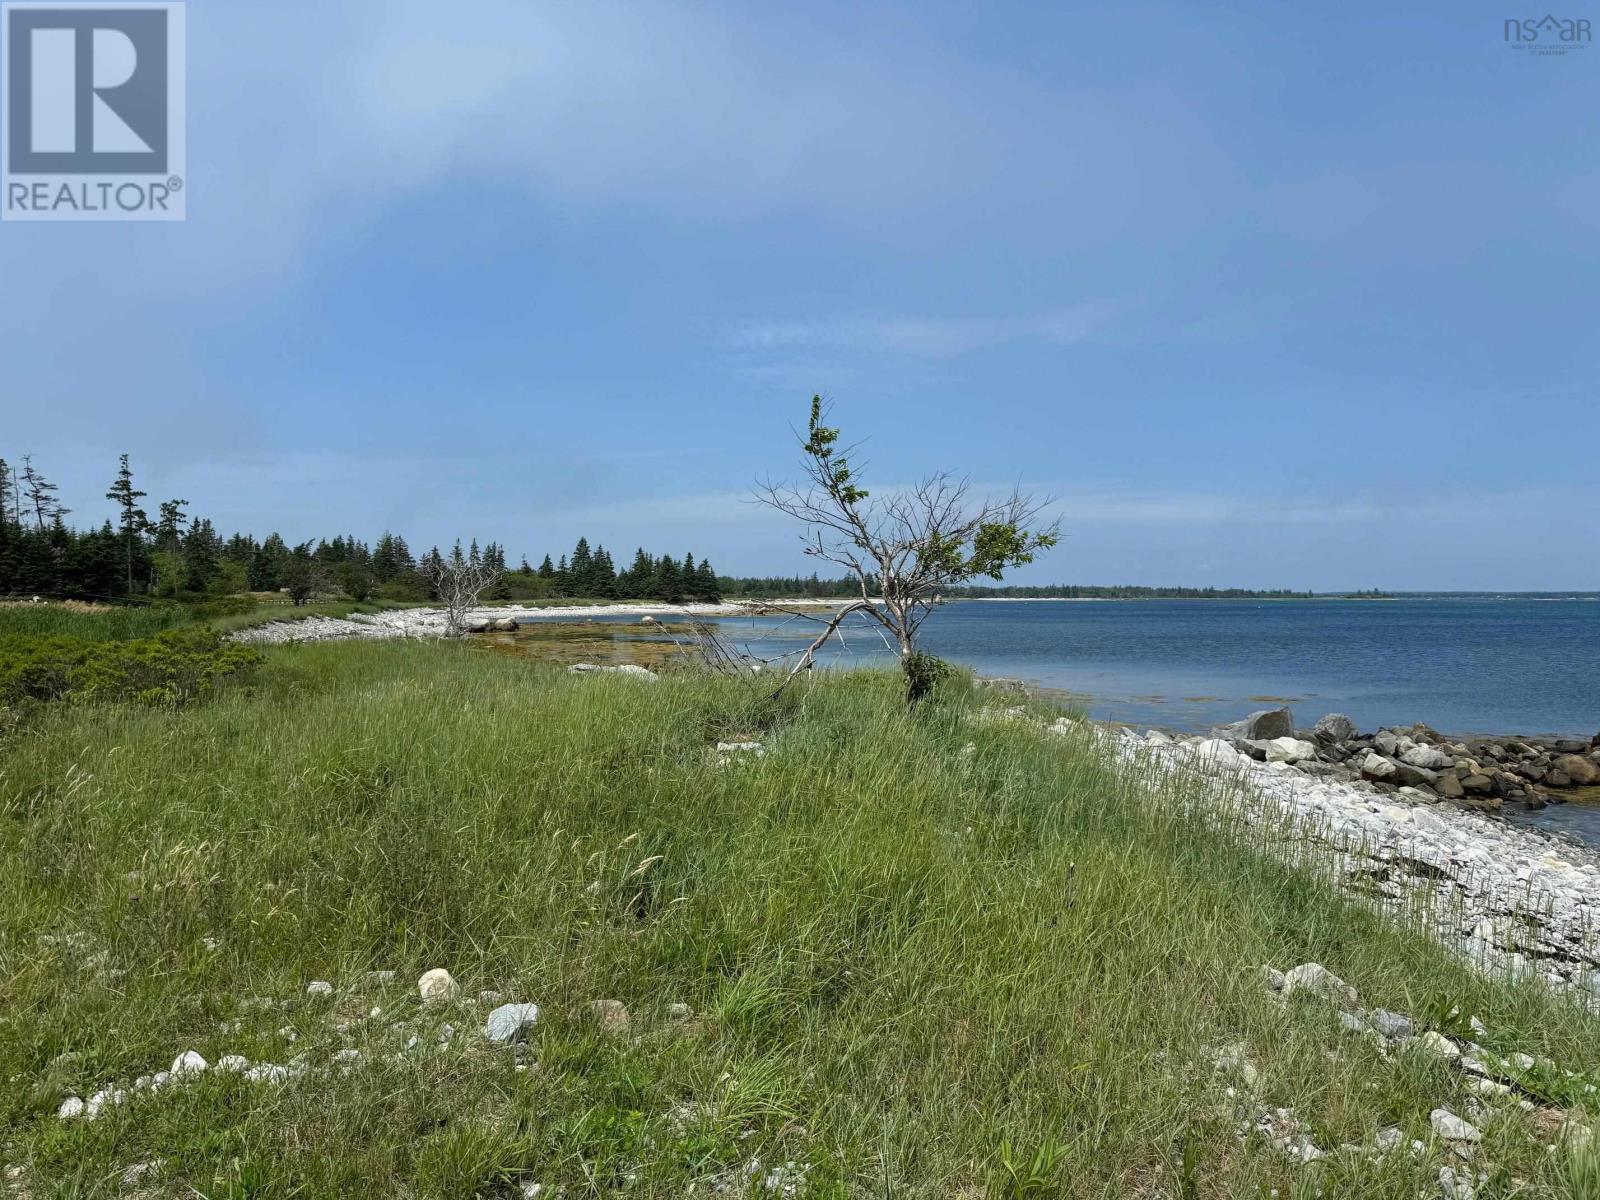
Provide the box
[0,453,721,604]
[530,539,721,603]
[950,585,1317,599]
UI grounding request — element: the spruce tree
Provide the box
[105,454,148,596]
[20,455,66,531]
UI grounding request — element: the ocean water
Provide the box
[691,597,1600,738]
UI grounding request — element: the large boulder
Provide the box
[1265,737,1319,764]
[1400,744,1452,771]
[1393,762,1438,788]
[1551,754,1599,786]
[1360,753,1398,782]
[1192,739,1244,768]
[1311,713,1356,744]
[1216,707,1294,741]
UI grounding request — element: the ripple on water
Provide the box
[1502,784,1600,847]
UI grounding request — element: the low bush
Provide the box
[184,594,262,621]
[0,627,262,707]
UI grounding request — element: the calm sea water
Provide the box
[691,597,1600,738]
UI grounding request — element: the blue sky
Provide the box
[4,0,1597,589]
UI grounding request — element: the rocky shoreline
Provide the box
[229,600,837,645]
[1198,706,1600,813]
[1119,721,1600,997]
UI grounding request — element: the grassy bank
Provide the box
[1,643,1598,1196]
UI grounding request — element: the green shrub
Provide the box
[0,627,262,707]
[185,594,261,621]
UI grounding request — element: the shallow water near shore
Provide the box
[513,596,1600,842]
[519,596,1597,736]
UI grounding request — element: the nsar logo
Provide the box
[2,1,186,222]
[1503,14,1592,55]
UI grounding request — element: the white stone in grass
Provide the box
[306,980,334,998]
[170,1050,208,1076]
[486,1003,541,1044]
[1431,1108,1482,1142]
[418,968,457,1002]
[1374,1126,1405,1152]
[1192,738,1243,767]
[85,1088,126,1119]
[1364,1008,1413,1039]
[244,1063,287,1084]
[57,1096,85,1119]
[1282,963,1359,1008]
[1418,1031,1461,1060]
[215,1055,250,1073]
[1262,965,1287,992]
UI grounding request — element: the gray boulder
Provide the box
[1360,753,1398,782]
[1216,707,1294,741]
[492,617,518,632]
[1400,744,1452,771]
[1311,713,1357,744]
[485,1002,540,1044]
[1394,762,1438,788]
[1552,754,1599,786]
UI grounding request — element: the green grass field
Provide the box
[1,639,1598,1197]
[0,604,195,642]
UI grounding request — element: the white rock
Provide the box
[306,980,334,997]
[244,1063,288,1084]
[418,968,458,1002]
[1282,962,1358,1008]
[1266,737,1318,764]
[486,1002,541,1044]
[215,1055,250,1073]
[1417,1031,1461,1059]
[1374,1126,1405,1152]
[58,1096,85,1119]
[1430,1108,1482,1142]
[1192,738,1243,767]
[170,1050,208,1075]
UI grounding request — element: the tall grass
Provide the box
[0,603,193,641]
[0,644,1594,1196]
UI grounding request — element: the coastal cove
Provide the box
[683,596,1600,740]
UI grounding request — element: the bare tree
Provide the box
[426,540,505,637]
[756,397,1059,701]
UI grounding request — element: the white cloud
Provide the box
[730,303,1112,359]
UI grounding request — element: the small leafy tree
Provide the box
[279,545,329,606]
[757,397,1058,702]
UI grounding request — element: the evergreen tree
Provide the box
[696,558,720,601]
[20,455,66,531]
[248,533,289,591]
[183,518,220,592]
[653,554,683,603]
[537,555,555,579]
[105,454,148,596]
